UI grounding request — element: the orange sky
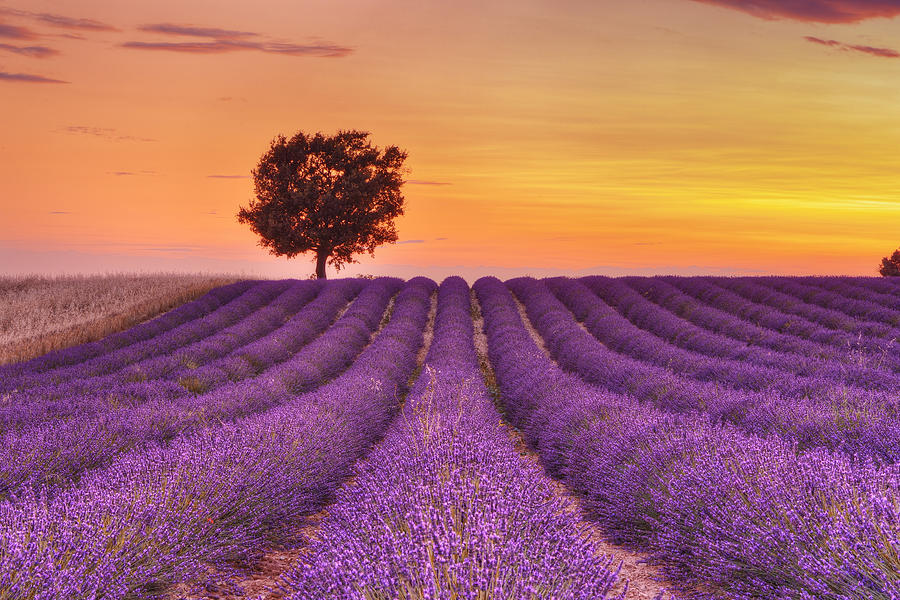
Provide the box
[2,0,899,278]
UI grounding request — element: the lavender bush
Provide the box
[283,277,623,600]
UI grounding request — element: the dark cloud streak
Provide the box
[63,126,156,141]
[139,23,258,39]
[0,70,68,83]
[34,13,118,31]
[0,42,58,57]
[0,22,38,40]
[122,39,352,57]
[690,0,900,23]
[0,8,116,32]
[805,35,900,58]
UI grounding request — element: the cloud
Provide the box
[124,22,352,58]
[63,126,156,141]
[0,42,59,58]
[435,237,448,241]
[33,13,117,31]
[207,174,249,179]
[406,180,452,186]
[262,42,353,57]
[0,22,38,40]
[805,36,843,48]
[0,70,68,83]
[139,23,258,39]
[0,9,117,32]
[110,171,135,176]
[121,38,352,57]
[805,35,900,57]
[689,0,900,23]
[145,246,201,252]
[53,32,86,40]
[396,239,425,244]
[48,210,71,214]
[121,39,256,54]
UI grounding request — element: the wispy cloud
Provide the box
[407,180,452,186]
[139,23,258,39]
[0,42,59,58]
[144,246,202,253]
[0,22,38,40]
[48,210,71,214]
[0,8,117,32]
[108,170,156,176]
[396,239,426,244]
[0,70,68,83]
[805,35,900,58]
[122,38,352,57]
[124,22,352,58]
[435,237,448,241]
[207,174,249,179]
[63,126,156,142]
[52,32,86,40]
[33,13,117,32]
[262,42,353,57]
[121,39,254,54]
[689,0,900,23]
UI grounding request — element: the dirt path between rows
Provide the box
[473,289,678,600]
[167,290,438,600]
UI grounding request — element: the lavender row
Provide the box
[0,278,361,437]
[760,276,900,329]
[0,277,436,600]
[0,280,324,414]
[0,280,254,381]
[713,277,899,342]
[838,275,900,296]
[571,276,899,389]
[618,276,841,360]
[803,277,900,313]
[475,276,900,600]
[282,277,622,600]
[512,277,900,462]
[0,280,360,435]
[1,280,293,392]
[666,276,899,366]
[515,276,878,401]
[0,278,397,500]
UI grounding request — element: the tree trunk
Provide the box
[315,250,328,279]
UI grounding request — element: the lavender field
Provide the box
[1,275,898,599]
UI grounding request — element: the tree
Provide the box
[880,247,900,277]
[237,130,408,279]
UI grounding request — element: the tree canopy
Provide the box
[237,130,408,279]
[879,247,900,277]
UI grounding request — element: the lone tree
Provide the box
[880,247,900,277]
[238,130,407,279]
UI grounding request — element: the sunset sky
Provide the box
[2,0,900,279]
